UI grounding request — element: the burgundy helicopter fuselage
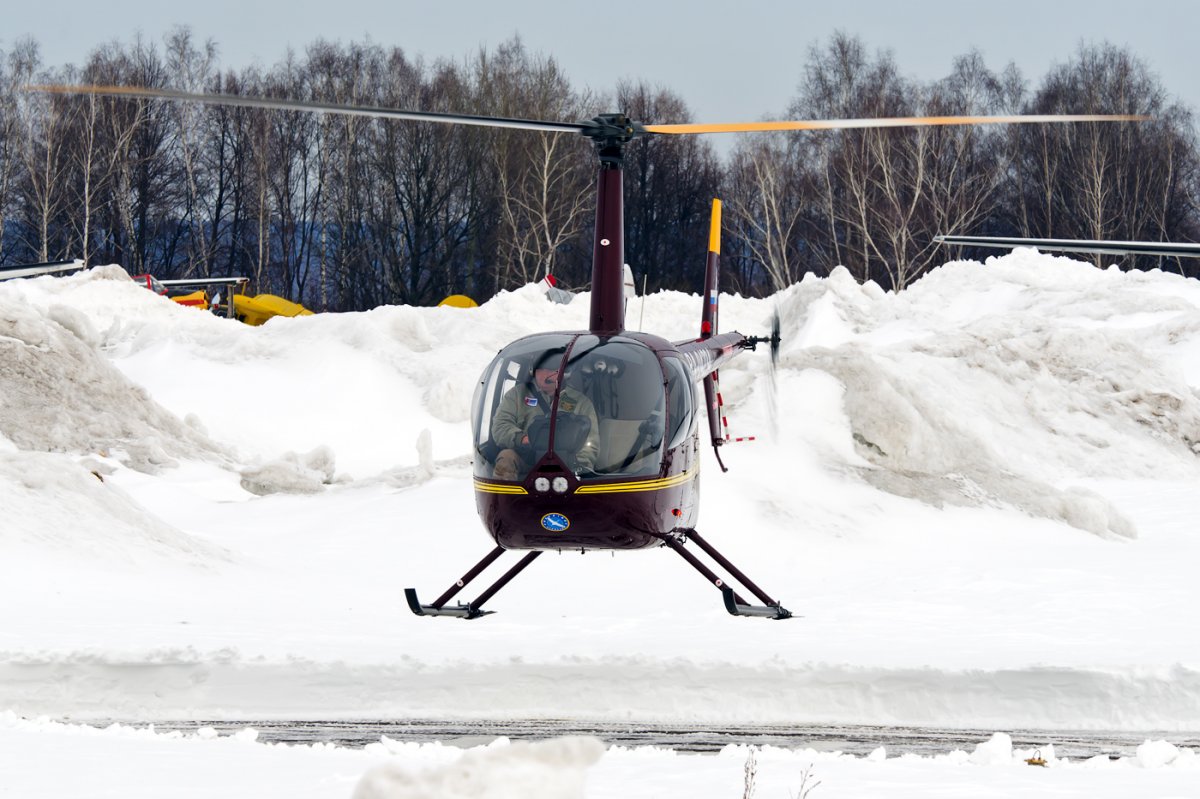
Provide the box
[470,128,749,551]
[472,328,746,550]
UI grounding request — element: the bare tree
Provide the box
[201,68,256,281]
[0,45,26,262]
[791,33,922,288]
[472,38,594,291]
[66,89,106,265]
[726,132,813,291]
[96,37,176,275]
[258,51,324,299]
[1009,43,1199,271]
[368,53,478,305]
[920,54,1013,247]
[164,27,220,278]
[11,41,74,262]
[309,40,381,310]
[787,34,1017,290]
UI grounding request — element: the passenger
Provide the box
[491,354,599,480]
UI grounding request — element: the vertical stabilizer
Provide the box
[700,199,727,469]
[700,199,721,339]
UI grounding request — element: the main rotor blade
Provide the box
[645,113,1147,134]
[24,84,589,134]
[936,234,1200,259]
[21,85,1151,140]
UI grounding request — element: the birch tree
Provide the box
[472,38,593,291]
[1010,43,1199,270]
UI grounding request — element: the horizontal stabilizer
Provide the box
[936,235,1200,259]
[0,259,84,281]
[156,276,250,288]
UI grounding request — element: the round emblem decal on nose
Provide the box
[541,513,570,532]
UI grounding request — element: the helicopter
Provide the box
[27,82,1144,619]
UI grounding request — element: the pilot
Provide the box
[491,354,599,480]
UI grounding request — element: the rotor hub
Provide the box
[580,113,647,165]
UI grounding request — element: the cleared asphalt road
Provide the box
[83,718,1199,758]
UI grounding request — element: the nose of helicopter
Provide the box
[476,485,672,551]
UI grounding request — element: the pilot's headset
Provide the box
[529,352,564,391]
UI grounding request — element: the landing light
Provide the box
[534,477,550,492]
[552,477,569,493]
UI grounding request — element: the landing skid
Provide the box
[722,586,790,618]
[404,588,495,619]
[406,529,791,620]
[662,529,792,620]
[404,546,542,620]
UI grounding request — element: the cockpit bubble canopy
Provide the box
[472,333,690,480]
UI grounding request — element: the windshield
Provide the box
[564,337,666,479]
[471,334,668,481]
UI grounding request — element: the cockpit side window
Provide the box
[663,356,696,450]
[471,334,575,478]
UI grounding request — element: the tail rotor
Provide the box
[765,308,782,439]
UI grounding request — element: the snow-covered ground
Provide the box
[2,251,1199,797]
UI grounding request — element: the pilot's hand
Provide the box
[520,434,529,445]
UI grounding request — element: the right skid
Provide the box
[663,528,793,620]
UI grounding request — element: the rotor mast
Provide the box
[582,114,645,336]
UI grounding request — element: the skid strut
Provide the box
[662,529,792,619]
[405,546,543,619]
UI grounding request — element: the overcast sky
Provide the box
[6,0,1198,127]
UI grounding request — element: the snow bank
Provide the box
[0,450,228,567]
[0,268,227,473]
[4,653,1199,731]
[762,257,1200,537]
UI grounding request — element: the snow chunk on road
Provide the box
[353,736,605,799]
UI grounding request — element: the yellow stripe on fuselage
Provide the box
[473,479,529,495]
[474,468,697,496]
[574,468,697,495]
